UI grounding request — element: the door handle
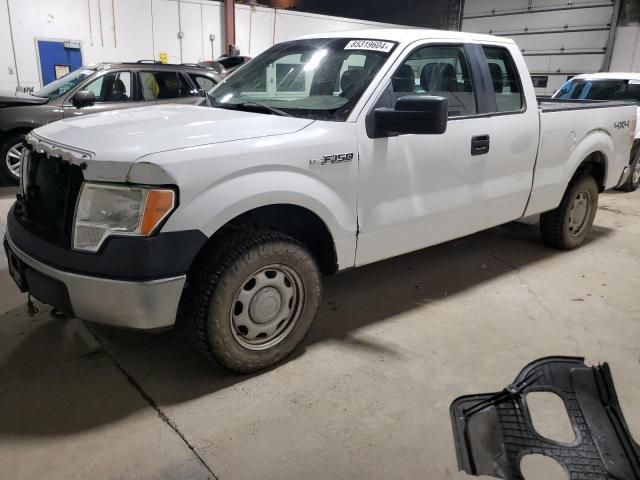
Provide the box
[471,135,490,156]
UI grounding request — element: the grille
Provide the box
[15,151,84,246]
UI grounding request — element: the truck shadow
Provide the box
[0,222,614,434]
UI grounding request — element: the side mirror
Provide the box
[72,90,96,108]
[373,95,448,138]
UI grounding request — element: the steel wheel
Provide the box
[567,190,592,237]
[230,264,304,351]
[633,158,640,186]
[5,142,23,180]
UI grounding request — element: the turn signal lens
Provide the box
[141,190,175,235]
[73,183,177,252]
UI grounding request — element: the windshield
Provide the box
[34,67,97,99]
[208,38,397,121]
[553,78,640,103]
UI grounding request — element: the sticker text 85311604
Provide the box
[344,40,394,52]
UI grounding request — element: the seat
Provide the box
[392,64,415,92]
[340,69,364,97]
[420,63,459,92]
[108,78,129,101]
[488,63,504,93]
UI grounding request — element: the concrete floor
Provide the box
[1,185,639,480]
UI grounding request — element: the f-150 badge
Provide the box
[310,153,354,166]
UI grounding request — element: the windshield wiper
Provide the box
[233,102,292,117]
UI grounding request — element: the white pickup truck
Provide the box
[4,29,636,372]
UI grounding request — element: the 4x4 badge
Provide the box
[310,152,354,166]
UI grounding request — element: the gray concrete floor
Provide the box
[1,185,639,480]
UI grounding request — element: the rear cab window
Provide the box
[482,46,524,113]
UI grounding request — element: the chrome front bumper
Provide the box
[5,234,185,329]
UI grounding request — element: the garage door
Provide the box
[462,0,619,95]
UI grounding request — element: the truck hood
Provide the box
[0,90,49,107]
[32,104,314,164]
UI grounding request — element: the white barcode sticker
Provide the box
[345,40,394,52]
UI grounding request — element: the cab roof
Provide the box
[302,28,516,46]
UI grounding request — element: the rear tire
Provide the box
[0,134,26,185]
[184,230,322,373]
[540,174,599,250]
[617,152,640,192]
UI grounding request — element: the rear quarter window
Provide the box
[482,46,524,113]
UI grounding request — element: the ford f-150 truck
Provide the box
[4,29,636,372]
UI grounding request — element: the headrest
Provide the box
[340,69,364,96]
[420,63,457,91]
[392,64,415,92]
[488,63,504,93]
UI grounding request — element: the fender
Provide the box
[162,169,357,270]
[565,129,611,186]
[525,129,613,216]
[145,122,360,270]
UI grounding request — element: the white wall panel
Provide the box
[515,31,610,53]
[0,0,397,91]
[463,1,616,94]
[546,53,605,72]
[0,2,16,90]
[201,2,223,61]
[273,9,395,45]
[8,0,91,88]
[179,0,205,63]
[464,6,613,34]
[152,0,180,64]
[610,25,640,72]
[235,5,276,58]
[464,0,613,17]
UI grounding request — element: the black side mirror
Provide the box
[373,95,448,138]
[72,90,96,108]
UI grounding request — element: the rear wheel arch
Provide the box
[572,151,607,191]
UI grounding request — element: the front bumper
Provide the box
[5,234,186,329]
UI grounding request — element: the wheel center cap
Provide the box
[573,200,587,223]
[249,287,282,324]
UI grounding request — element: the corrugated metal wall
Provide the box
[462,0,619,95]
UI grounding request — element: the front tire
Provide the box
[185,230,322,373]
[540,174,599,249]
[0,134,26,185]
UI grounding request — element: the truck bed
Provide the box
[525,97,636,218]
[538,97,635,112]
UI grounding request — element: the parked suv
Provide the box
[0,62,221,183]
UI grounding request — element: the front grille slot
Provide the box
[15,152,84,247]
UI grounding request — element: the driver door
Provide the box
[355,42,536,265]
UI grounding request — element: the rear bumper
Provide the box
[5,234,185,329]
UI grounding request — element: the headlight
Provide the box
[73,183,176,252]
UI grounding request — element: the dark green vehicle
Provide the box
[0,62,221,183]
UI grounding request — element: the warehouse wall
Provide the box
[610,0,640,71]
[0,0,396,92]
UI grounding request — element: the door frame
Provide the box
[34,37,85,88]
